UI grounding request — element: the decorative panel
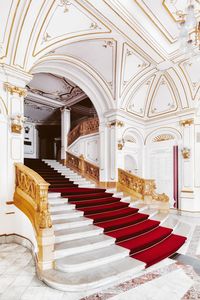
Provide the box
[148,75,177,117]
[11,137,22,160]
[121,43,150,94]
[181,61,200,99]
[127,76,154,117]
[34,1,110,55]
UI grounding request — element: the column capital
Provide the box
[60,106,71,113]
[179,118,194,127]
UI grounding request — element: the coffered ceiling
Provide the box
[0,0,199,121]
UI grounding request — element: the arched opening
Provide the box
[24,72,98,161]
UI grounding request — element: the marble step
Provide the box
[49,198,68,205]
[173,221,191,237]
[55,244,129,272]
[161,216,179,229]
[141,208,158,218]
[120,196,131,203]
[150,212,169,223]
[51,210,83,221]
[41,257,145,292]
[78,183,96,188]
[54,225,103,243]
[106,188,117,193]
[113,192,124,198]
[49,204,75,212]
[53,216,93,230]
[54,234,115,259]
[48,192,61,198]
[129,202,148,211]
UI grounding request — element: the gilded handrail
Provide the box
[14,163,54,270]
[15,163,52,229]
[66,152,99,183]
[68,117,99,145]
[118,168,169,202]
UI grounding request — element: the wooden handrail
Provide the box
[66,152,99,183]
[14,163,54,270]
[118,168,169,202]
[68,117,99,146]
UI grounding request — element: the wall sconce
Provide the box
[118,138,125,150]
[181,147,191,159]
[11,115,26,134]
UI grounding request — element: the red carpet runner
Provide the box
[25,159,187,268]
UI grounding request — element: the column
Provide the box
[60,107,70,160]
[99,118,124,183]
[179,118,196,211]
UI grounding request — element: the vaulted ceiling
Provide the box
[0,0,199,121]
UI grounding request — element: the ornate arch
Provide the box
[29,55,115,122]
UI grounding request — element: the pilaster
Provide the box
[60,107,70,160]
[0,64,32,205]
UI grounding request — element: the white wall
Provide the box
[68,132,100,165]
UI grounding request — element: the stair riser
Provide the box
[50,205,75,212]
[53,220,93,230]
[54,239,115,259]
[42,263,145,292]
[51,212,83,220]
[55,229,103,243]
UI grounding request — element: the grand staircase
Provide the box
[24,158,187,292]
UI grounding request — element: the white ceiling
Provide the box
[0,0,199,121]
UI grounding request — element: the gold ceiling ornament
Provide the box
[59,0,71,13]
[179,118,194,126]
[4,82,27,97]
[153,134,175,142]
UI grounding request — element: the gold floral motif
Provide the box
[4,82,27,97]
[153,134,174,142]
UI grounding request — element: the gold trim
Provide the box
[144,126,182,144]
[147,73,178,118]
[107,120,124,127]
[120,42,151,97]
[33,0,111,57]
[0,0,20,59]
[4,82,27,97]
[180,119,194,127]
[135,0,176,43]
[179,61,200,100]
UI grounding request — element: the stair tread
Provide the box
[42,257,145,289]
[118,226,173,254]
[55,225,103,236]
[106,219,160,241]
[132,233,187,267]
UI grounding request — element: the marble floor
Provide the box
[1,213,200,300]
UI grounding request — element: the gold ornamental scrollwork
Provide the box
[4,82,27,97]
[107,120,124,128]
[179,119,194,127]
[118,168,169,203]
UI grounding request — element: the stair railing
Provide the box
[66,152,99,183]
[118,168,169,204]
[14,163,54,270]
[68,117,99,146]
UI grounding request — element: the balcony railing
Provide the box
[68,117,99,146]
[66,152,99,183]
